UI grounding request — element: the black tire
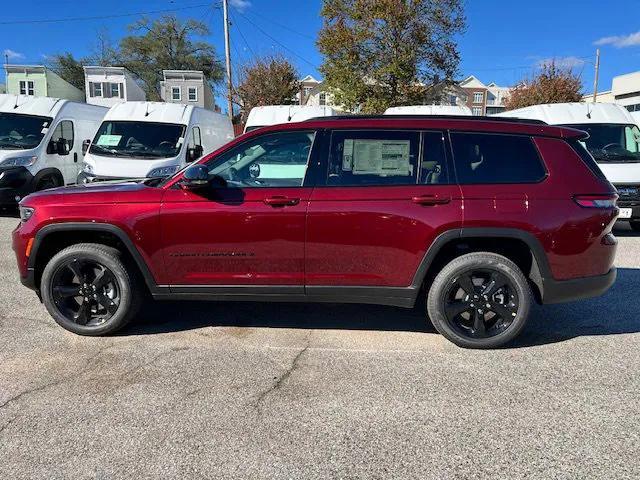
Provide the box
[41,243,142,335]
[427,252,532,349]
[35,174,61,192]
[630,221,640,232]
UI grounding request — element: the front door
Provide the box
[160,129,318,289]
[48,119,77,184]
[306,129,463,289]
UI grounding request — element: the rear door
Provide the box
[305,129,463,289]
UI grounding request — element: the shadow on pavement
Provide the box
[0,206,19,218]
[121,268,640,348]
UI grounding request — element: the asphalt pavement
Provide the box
[0,213,638,479]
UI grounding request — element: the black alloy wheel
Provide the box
[50,258,121,327]
[443,269,519,339]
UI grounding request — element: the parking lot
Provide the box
[0,213,638,479]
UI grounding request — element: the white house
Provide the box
[83,66,146,107]
[459,76,511,116]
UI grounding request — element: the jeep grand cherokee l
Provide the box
[12,116,618,348]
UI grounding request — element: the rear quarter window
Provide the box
[567,139,608,181]
[450,132,546,184]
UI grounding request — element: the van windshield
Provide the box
[89,121,186,159]
[0,112,52,150]
[565,123,640,163]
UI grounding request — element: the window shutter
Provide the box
[119,83,124,99]
[103,82,111,98]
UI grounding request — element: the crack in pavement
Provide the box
[118,346,190,379]
[253,335,311,415]
[0,416,17,436]
[0,342,119,411]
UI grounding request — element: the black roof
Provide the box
[304,114,547,126]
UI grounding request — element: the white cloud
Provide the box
[536,56,585,69]
[594,31,640,48]
[3,49,24,60]
[229,0,251,11]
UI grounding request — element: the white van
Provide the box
[384,105,473,116]
[244,105,340,133]
[80,102,234,181]
[0,95,106,204]
[497,103,640,229]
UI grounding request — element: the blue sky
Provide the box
[1,0,639,104]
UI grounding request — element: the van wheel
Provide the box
[35,175,60,191]
[427,252,531,349]
[41,243,142,336]
[630,221,640,232]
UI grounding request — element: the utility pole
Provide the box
[222,0,234,120]
[592,48,601,103]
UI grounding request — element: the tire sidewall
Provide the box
[427,253,531,349]
[41,246,134,336]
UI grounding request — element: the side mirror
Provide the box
[50,139,70,156]
[180,164,211,190]
[82,139,91,155]
[186,145,204,163]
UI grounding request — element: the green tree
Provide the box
[236,56,300,120]
[119,15,224,100]
[505,62,583,110]
[317,0,465,113]
[47,53,86,91]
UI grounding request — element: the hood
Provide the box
[85,153,182,178]
[23,181,164,206]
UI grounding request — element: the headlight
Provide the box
[82,163,94,174]
[19,206,35,222]
[147,165,179,178]
[0,156,38,167]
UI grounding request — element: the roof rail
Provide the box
[303,114,548,125]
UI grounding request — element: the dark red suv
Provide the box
[12,116,618,348]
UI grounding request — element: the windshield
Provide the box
[0,112,52,150]
[89,121,186,159]
[564,123,640,163]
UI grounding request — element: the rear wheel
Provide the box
[427,252,531,349]
[630,221,640,232]
[41,243,142,335]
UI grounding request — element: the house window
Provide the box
[19,81,35,96]
[472,107,483,116]
[303,87,312,96]
[319,92,327,106]
[172,86,181,101]
[188,87,198,102]
[110,83,121,98]
[89,82,102,97]
[449,95,457,106]
[473,92,484,104]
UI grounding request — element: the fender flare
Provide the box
[32,168,64,189]
[410,227,551,297]
[28,222,161,294]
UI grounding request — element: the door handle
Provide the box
[412,195,451,206]
[74,152,78,163]
[264,196,300,207]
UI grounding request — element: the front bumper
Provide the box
[0,166,34,205]
[541,268,617,304]
[78,172,146,184]
[614,184,640,221]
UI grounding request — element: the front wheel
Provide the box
[427,252,532,349]
[41,243,141,335]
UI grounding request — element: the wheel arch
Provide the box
[32,168,64,188]
[29,223,160,294]
[412,228,551,304]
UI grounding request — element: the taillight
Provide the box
[573,194,618,208]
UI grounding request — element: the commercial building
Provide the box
[584,71,640,112]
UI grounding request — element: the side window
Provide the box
[190,126,202,147]
[207,131,315,188]
[327,130,420,186]
[450,132,546,184]
[420,131,449,185]
[50,120,74,152]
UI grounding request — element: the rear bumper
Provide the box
[541,268,616,304]
[0,167,34,205]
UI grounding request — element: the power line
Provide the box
[242,9,316,41]
[0,2,213,26]
[231,8,318,69]
[228,10,258,61]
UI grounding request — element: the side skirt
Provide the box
[153,285,418,309]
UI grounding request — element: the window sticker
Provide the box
[352,140,412,176]
[342,139,354,171]
[96,134,122,147]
